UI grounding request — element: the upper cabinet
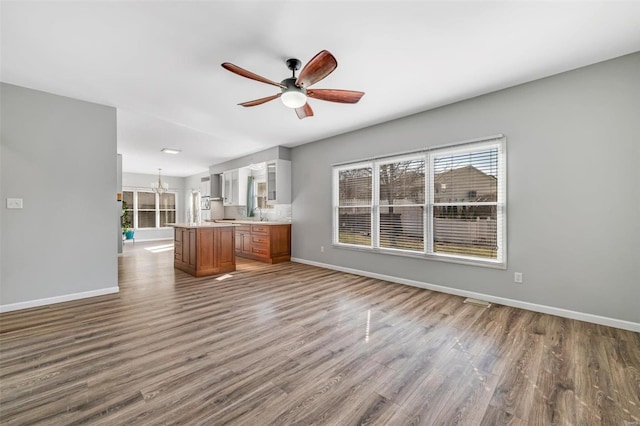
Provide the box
[220,159,290,206]
[266,159,291,204]
[222,167,250,206]
[200,176,211,197]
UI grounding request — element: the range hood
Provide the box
[210,174,222,200]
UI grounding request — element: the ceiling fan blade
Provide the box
[222,63,286,89]
[238,93,281,107]
[307,89,365,104]
[295,50,337,88]
[295,103,314,119]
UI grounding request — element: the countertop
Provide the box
[213,220,291,226]
[170,222,239,229]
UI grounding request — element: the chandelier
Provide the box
[151,168,169,194]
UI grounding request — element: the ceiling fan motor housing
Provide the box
[281,78,306,94]
[280,78,307,108]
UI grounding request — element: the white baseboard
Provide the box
[291,257,640,333]
[0,287,120,313]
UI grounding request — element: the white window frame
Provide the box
[332,136,507,269]
[373,153,427,253]
[123,188,178,229]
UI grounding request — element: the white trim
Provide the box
[0,287,119,313]
[331,242,506,269]
[290,258,640,333]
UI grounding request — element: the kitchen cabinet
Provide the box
[174,224,236,277]
[234,225,252,256]
[266,160,291,204]
[222,167,250,206]
[175,227,197,269]
[235,223,291,264]
[200,176,211,197]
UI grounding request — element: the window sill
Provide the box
[332,243,506,269]
[134,227,175,230]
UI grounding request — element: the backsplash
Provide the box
[223,204,292,223]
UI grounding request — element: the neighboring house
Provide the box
[434,165,497,203]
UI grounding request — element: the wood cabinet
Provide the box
[234,225,252,256]
[174,225,236,277]
[235,223,291,264]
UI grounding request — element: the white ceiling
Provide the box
[2,1,639,177]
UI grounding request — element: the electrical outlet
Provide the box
[320,246,324,253]
[514,272,523,283]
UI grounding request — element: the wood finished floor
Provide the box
[1,242,639,425]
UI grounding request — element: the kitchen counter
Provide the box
[213,220,291,226]
[171,222,238,228]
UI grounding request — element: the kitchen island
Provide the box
[172,223,237,277]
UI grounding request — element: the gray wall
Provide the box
[291,53,640,324]
[1,83,118,306]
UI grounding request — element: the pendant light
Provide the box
[151,168,169,194]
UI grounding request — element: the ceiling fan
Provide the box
[221,50,364,119]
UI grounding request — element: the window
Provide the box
[137,191,157,228]
[255,181,273,210]
[379,156,425,252]
[332,137,506,267]
[122,189,177,229]
[432,145,501,260]
[159,193,176,227]
[335,164,372,247]
[122,191,134,228]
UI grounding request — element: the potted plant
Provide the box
[121,200,134,240]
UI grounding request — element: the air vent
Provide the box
[463,298,491,308]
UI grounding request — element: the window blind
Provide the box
[159,193,176,227]
[332,137,506,266]
[335,165,372,247]
[378,157,425,252]
[137,191,157,228]
[431,145,502,261]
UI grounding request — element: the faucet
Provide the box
[254,207,265,222]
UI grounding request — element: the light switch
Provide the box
[6,198,23,209]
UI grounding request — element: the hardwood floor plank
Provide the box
[430,369,500,425]
[480,405,529,426]
[488,331,546,420]
[397,350,472,424]
[0,241,638,424]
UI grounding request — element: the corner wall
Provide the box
[290,53,640,327]
[1,83,118,310]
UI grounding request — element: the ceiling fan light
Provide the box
[281,90,307,108]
